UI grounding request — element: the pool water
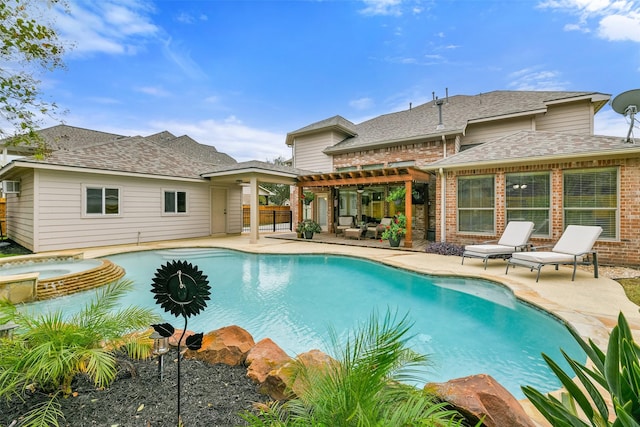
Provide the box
[26,248,584,398]
[0,259,102,279]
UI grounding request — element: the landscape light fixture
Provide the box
[150,330,170,380]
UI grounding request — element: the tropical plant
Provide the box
[522,311,640,427]
[301,191,315,205]
[296,219,322,234]
[380,213,407,241]
[386,186,407,203]
[241,309,467,426]
[0,280,159,427]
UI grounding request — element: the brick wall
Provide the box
[437,157,640,266]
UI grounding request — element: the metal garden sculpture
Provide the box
[150,260,211,426]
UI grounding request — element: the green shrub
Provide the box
[0,280,160,427]
[242,309,466,426]
[522,312,640,426]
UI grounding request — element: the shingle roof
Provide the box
[285,115,357,146]
[203,160,314,177]
[320,91,609,154]
[427,130,639,169]
[16,136,219,179]
[153,134,237,165]
[2,124,127,153]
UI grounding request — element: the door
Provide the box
[316,193,328,231]
[210,187,227,234]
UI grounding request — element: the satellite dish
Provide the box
[611,89,640,143]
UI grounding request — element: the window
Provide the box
[506,172,550,236]
[86,187,119,215]
[164,190,187,213]
[564,168,617,239]
[458,175,494,233]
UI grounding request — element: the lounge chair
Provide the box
[461,221,535,269]
[375,218,393,239]
[335,216,354,236]
[505,225,602,282]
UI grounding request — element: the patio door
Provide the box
[316,193,328,231]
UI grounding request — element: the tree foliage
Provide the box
[261,156,291,206]
[0,0,67,149]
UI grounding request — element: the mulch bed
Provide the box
[0,350,270,427]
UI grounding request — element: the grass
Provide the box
[616,277,640,306]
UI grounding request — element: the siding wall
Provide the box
[29,169,215,252]
[293,132,337,172]
[4,170,35,250]
[537,101,593,134]
[436,156,640,266]
[462,117,533,146]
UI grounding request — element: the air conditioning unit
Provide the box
[2,181,20,194]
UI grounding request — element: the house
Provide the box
[287,90,640,266]
[0,125,305,252]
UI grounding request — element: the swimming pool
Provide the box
[26,248,584,399]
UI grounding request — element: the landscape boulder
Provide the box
[245,338,292,384]
[426,374,535,427]
[260,349,336,400]
[184,325,255,366]
[168,328,195,347]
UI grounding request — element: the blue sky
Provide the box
[37,0,640,161]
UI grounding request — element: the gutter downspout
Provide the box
[439,167,446,242]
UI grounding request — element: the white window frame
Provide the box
[83,185,121,217]
[563,167,619,240]
[457,175,495,234]
[163,189,188,215]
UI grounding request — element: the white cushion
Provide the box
[497,221,535,247]
[338,216,353,227]
[552,225,602,255]
[511,252,577,264]
[464,244,518,256]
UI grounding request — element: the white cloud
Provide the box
[507,68,569,90]
[538,0,640,42]
[594,107,638,137]
[598,13,640,41]
[161,38,207,80]
[148,118,288,162]
[350,97,375,110]
[54,0,159,56]
[359,0,404,16]
[134,86,171,97]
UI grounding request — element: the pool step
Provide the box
[37,259,126,300]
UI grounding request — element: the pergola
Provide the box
[296,166,433,248]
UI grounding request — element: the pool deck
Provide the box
[36,233,640,426]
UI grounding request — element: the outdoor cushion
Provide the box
[510,252,577,264]
[461,221,534,269]
[464,244,521,256]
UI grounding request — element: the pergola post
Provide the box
[404,180,413,248]
[249,176,259,244]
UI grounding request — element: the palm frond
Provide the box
[19,393,65,427]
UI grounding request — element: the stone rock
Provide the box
[184,325,255,366]
[168,329,195,347]
[260,349,336,401]
[245,338,291,384]
[426,374,535,427]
